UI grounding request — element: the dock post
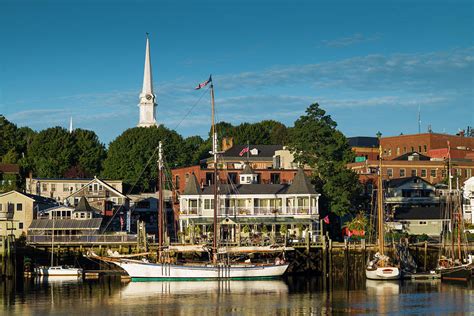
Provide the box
[424,241,427,271]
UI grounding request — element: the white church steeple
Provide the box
[137,33,157,127]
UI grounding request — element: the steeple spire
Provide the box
[141,33,154,96]
[137,33,157,127]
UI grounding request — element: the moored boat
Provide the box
[35,265,82,276]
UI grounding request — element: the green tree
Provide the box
[102,126,185,192]
[26,127,77,178]
[288,103,363,217]
[71,128,106,177]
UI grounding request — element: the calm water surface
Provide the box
[1,276,473,315]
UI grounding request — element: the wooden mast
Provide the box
[210,81,218,264]
[158,141,164,261]
[377,135,385,255]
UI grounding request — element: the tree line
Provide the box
[1,103,363,217]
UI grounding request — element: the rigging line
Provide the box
[98,146,160,240]
[172,86,209,131]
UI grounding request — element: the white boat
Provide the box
[106,258,289,280]
[365,140,400,280]
[35,265,82,276]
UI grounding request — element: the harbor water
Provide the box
[1,276,472,315]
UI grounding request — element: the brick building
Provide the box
[348,152,474,188]
[380,133,474,160]
[347,137,379,161]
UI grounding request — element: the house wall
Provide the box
[26,178,123,202]
[397,219,446,236]
[0,193,34,238]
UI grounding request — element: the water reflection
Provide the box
[0,276,472,315]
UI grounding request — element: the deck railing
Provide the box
[27,234,140,245]
[180,206,318,217]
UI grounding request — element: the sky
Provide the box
[1,0,473,145]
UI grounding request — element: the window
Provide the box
[270,173,281,184]
[418,146,422,152]
[16,203,23,211]
[396,147,400,156]
[8,203,14,212]
[99,185,103,191]
[42,183,48,191]
[387,168,393,177]
[411,169,417,177]
[399,169,406,177]
[88,184,93,191]
[19,222,23,229]
[51,184,56,192]
[93,184,98,191]
[441,169,447,178]
[204,199,214,209]
[388,149,392,156]
[421,169,427,177]
[403,147,407,153]
[411,146,415,152]
[423,145,427,152]
[0,204,2,211]
[175,175,180,189]
[63,184,69,192]
[431,169,437,177]
[456,169,461,176]
[468,169,472,178]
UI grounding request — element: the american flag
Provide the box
[195,75,212,90]
[239,146,249,156]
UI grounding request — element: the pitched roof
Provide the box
[222,145,283,158]
[183,173,201,195]
[65,177,126,199]
[386,176,433,189]
[286,168,316,194]
[200,183,288,195]
[28,218,102,230]
[0,190,58,205]
[392,152,431,161]
[347,137,379,148]
[75,197,94,213]
[393,206,444,220]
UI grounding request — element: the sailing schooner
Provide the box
[90,77,289,280]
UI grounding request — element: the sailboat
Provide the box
[436,145,472,281]
[365,139,400,280]
[90,77,289,280]
[35,217,82,277]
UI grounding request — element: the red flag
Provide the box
[195,75,212,90]
[323,215,330,224]
[239,146,249,157]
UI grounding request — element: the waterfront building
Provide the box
[137,34,157,127]
[0,190,57,239]
[25,177,123,203]
[463,177,474,224]
[27,197,103,245]
[177,166,320,244]
[64,177,129,217]
[0,164,20,193]
[347,136,379,161]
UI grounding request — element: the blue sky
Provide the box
[1,0,473,145]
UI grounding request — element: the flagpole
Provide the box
[246,140,249,162]
[210,79,219,265]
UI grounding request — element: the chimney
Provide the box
[221,137,233,152]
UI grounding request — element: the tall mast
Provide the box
[158,141,164,261]
[377,133,385,255]
[51,217,55,267]
[211,82,219,264]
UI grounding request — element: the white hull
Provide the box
[365,267,400,280]
[35,266,82,276]
[111,259,289,280]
